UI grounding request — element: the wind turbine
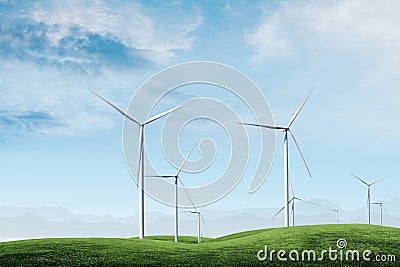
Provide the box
[241,87,314,227]
[186,207,207,243]
[147,144,197,242]
[273,183,321,226]
[331,209,339,224]
[89,89,193,239]
[371,194,388,226]
[351,173,387,225]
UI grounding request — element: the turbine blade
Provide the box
[370,176,388,186]
[286,86,314,128]
[383,205,389,215]
[288,131,312,177]
[178,178,197,212]
[290,182,295,197]
[88,89,140,125]
[146,175,175,178]
[239,122,287,130]
[200,215,207,228]
[380,191,388,203]
[295,197,321,207]
[137,127,144,189]
[144,99,195,125]
[176,143,197,176]
[200,207,205,213]
[272,207,285,219]
[350,173,369,186]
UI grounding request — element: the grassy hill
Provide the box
[0,224,398,266]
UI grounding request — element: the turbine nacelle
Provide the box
[351,173,388,187]
[88,88,195,126]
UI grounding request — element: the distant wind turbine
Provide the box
[186,207,207,243]
[273,183,321,226]
[351,173,387,225]
[241,87,314,227]
[372,193,389,226]
[147,144,197,242]
[331,209,339,224]
[89,89,194,239]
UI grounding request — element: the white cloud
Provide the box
[246,0,400,62]
[29,0,203,64]
[0,60,132,137]
[245,0,400,145]
[245,12,292,59]
[0,0,204,137]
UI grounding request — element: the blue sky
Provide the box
[0,0,399,219]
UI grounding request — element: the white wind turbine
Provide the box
[273,182,321,226]
[186,207,207,243]
[89,89,194,239]
[147,144,197,243]
[331,209,339,224]
[351,173,387,225]
[241,88,314,227]
[371,193,388,226]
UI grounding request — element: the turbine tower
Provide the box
[241,87,314,227]
[147,144,197,242]
[186,207,206,243]
[89,89,193,239]
[331,209,339,224]
[351,173,387,225]
[372,194,388,226]
[273,182,320,226]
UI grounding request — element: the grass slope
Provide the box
[0,224,398,266]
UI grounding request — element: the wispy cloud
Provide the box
[0,0,203,137]
[0,110,64,135]
[0,60,125,138]
[242,0,400,146]
[245,13,292,59]
[0,0,202,68]
[246,0,400,63]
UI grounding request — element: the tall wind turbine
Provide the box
[273,183,321,226]
[147,144,197,242]
[186,207,207,243]
[89,89,193,239]
[351,173,387,225]
[372,194,388,226]
[331,209,339,224]
[241,87,314,227]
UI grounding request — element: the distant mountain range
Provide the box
[1,198,399,242]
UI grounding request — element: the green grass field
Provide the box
[0,224,398,266]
